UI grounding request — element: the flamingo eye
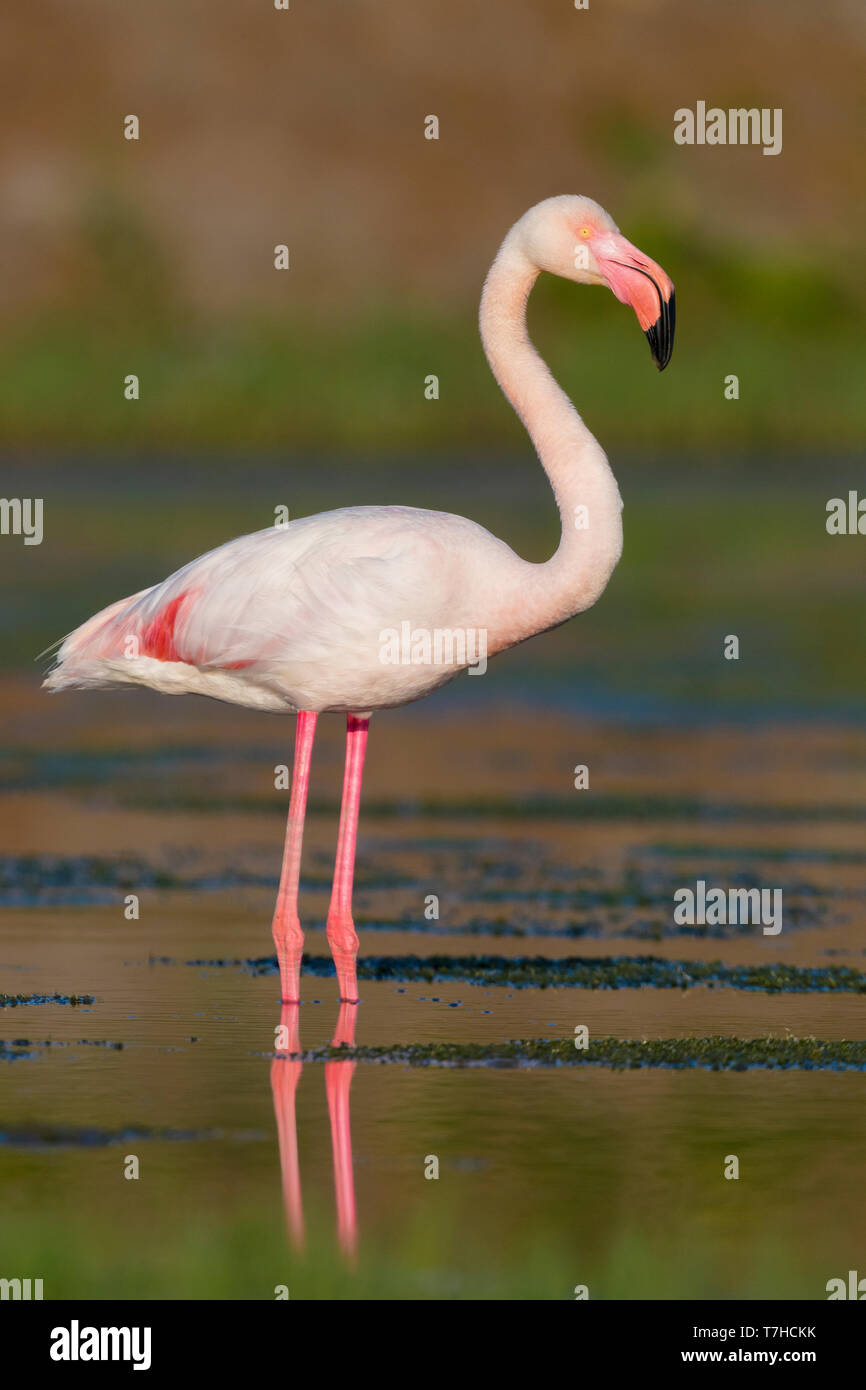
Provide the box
[580,227,591,237]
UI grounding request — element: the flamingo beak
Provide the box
[592,234,676,371]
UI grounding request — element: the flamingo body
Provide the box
[45,505,524,713]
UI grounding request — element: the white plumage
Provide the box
[44,505,525,713]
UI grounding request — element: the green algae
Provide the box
[294,1035,866,1071]
[0,1037,121,1061]
[0,851,411,905]
[0,992,95,1008]
[241,952,866,993]
[0,1122,244,1147]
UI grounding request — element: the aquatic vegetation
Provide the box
[241,953,866,993]
[300,1035,866,1071]
[0,852,278,905]
[0,1037,121,1061]
[0,851,412,905]
[0,992,94,1008]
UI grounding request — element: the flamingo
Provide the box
[44,195,675,1005]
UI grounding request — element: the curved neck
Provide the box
[479,234,623,646]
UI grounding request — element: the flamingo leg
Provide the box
[326,713,370,1003]
[271,710,318,1002]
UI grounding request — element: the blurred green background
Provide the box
[0,0,863,455]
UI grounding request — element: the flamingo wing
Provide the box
[43,507,490,711]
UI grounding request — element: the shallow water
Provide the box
[1,669,865,1297]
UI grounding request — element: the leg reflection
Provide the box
[270,1002,305,1249]
[326,1002,359,1260]
[270,1000,360,1261]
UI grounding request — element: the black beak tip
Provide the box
[645,286,675,372]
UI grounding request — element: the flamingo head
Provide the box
[517,195,676,370]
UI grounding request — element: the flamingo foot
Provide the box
[333,955,359,1004]
[277,973,302,1005]
[327,915,359,1003]
[273,913,304,1003]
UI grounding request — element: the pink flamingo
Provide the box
[45,196,674,1004]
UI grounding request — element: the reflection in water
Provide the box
[326,1003,359,1259]
[270,1002,359,1260]
[270,1005,305,1249]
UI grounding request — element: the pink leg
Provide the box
[326,713,370,1003]
[271,711,318,1002]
